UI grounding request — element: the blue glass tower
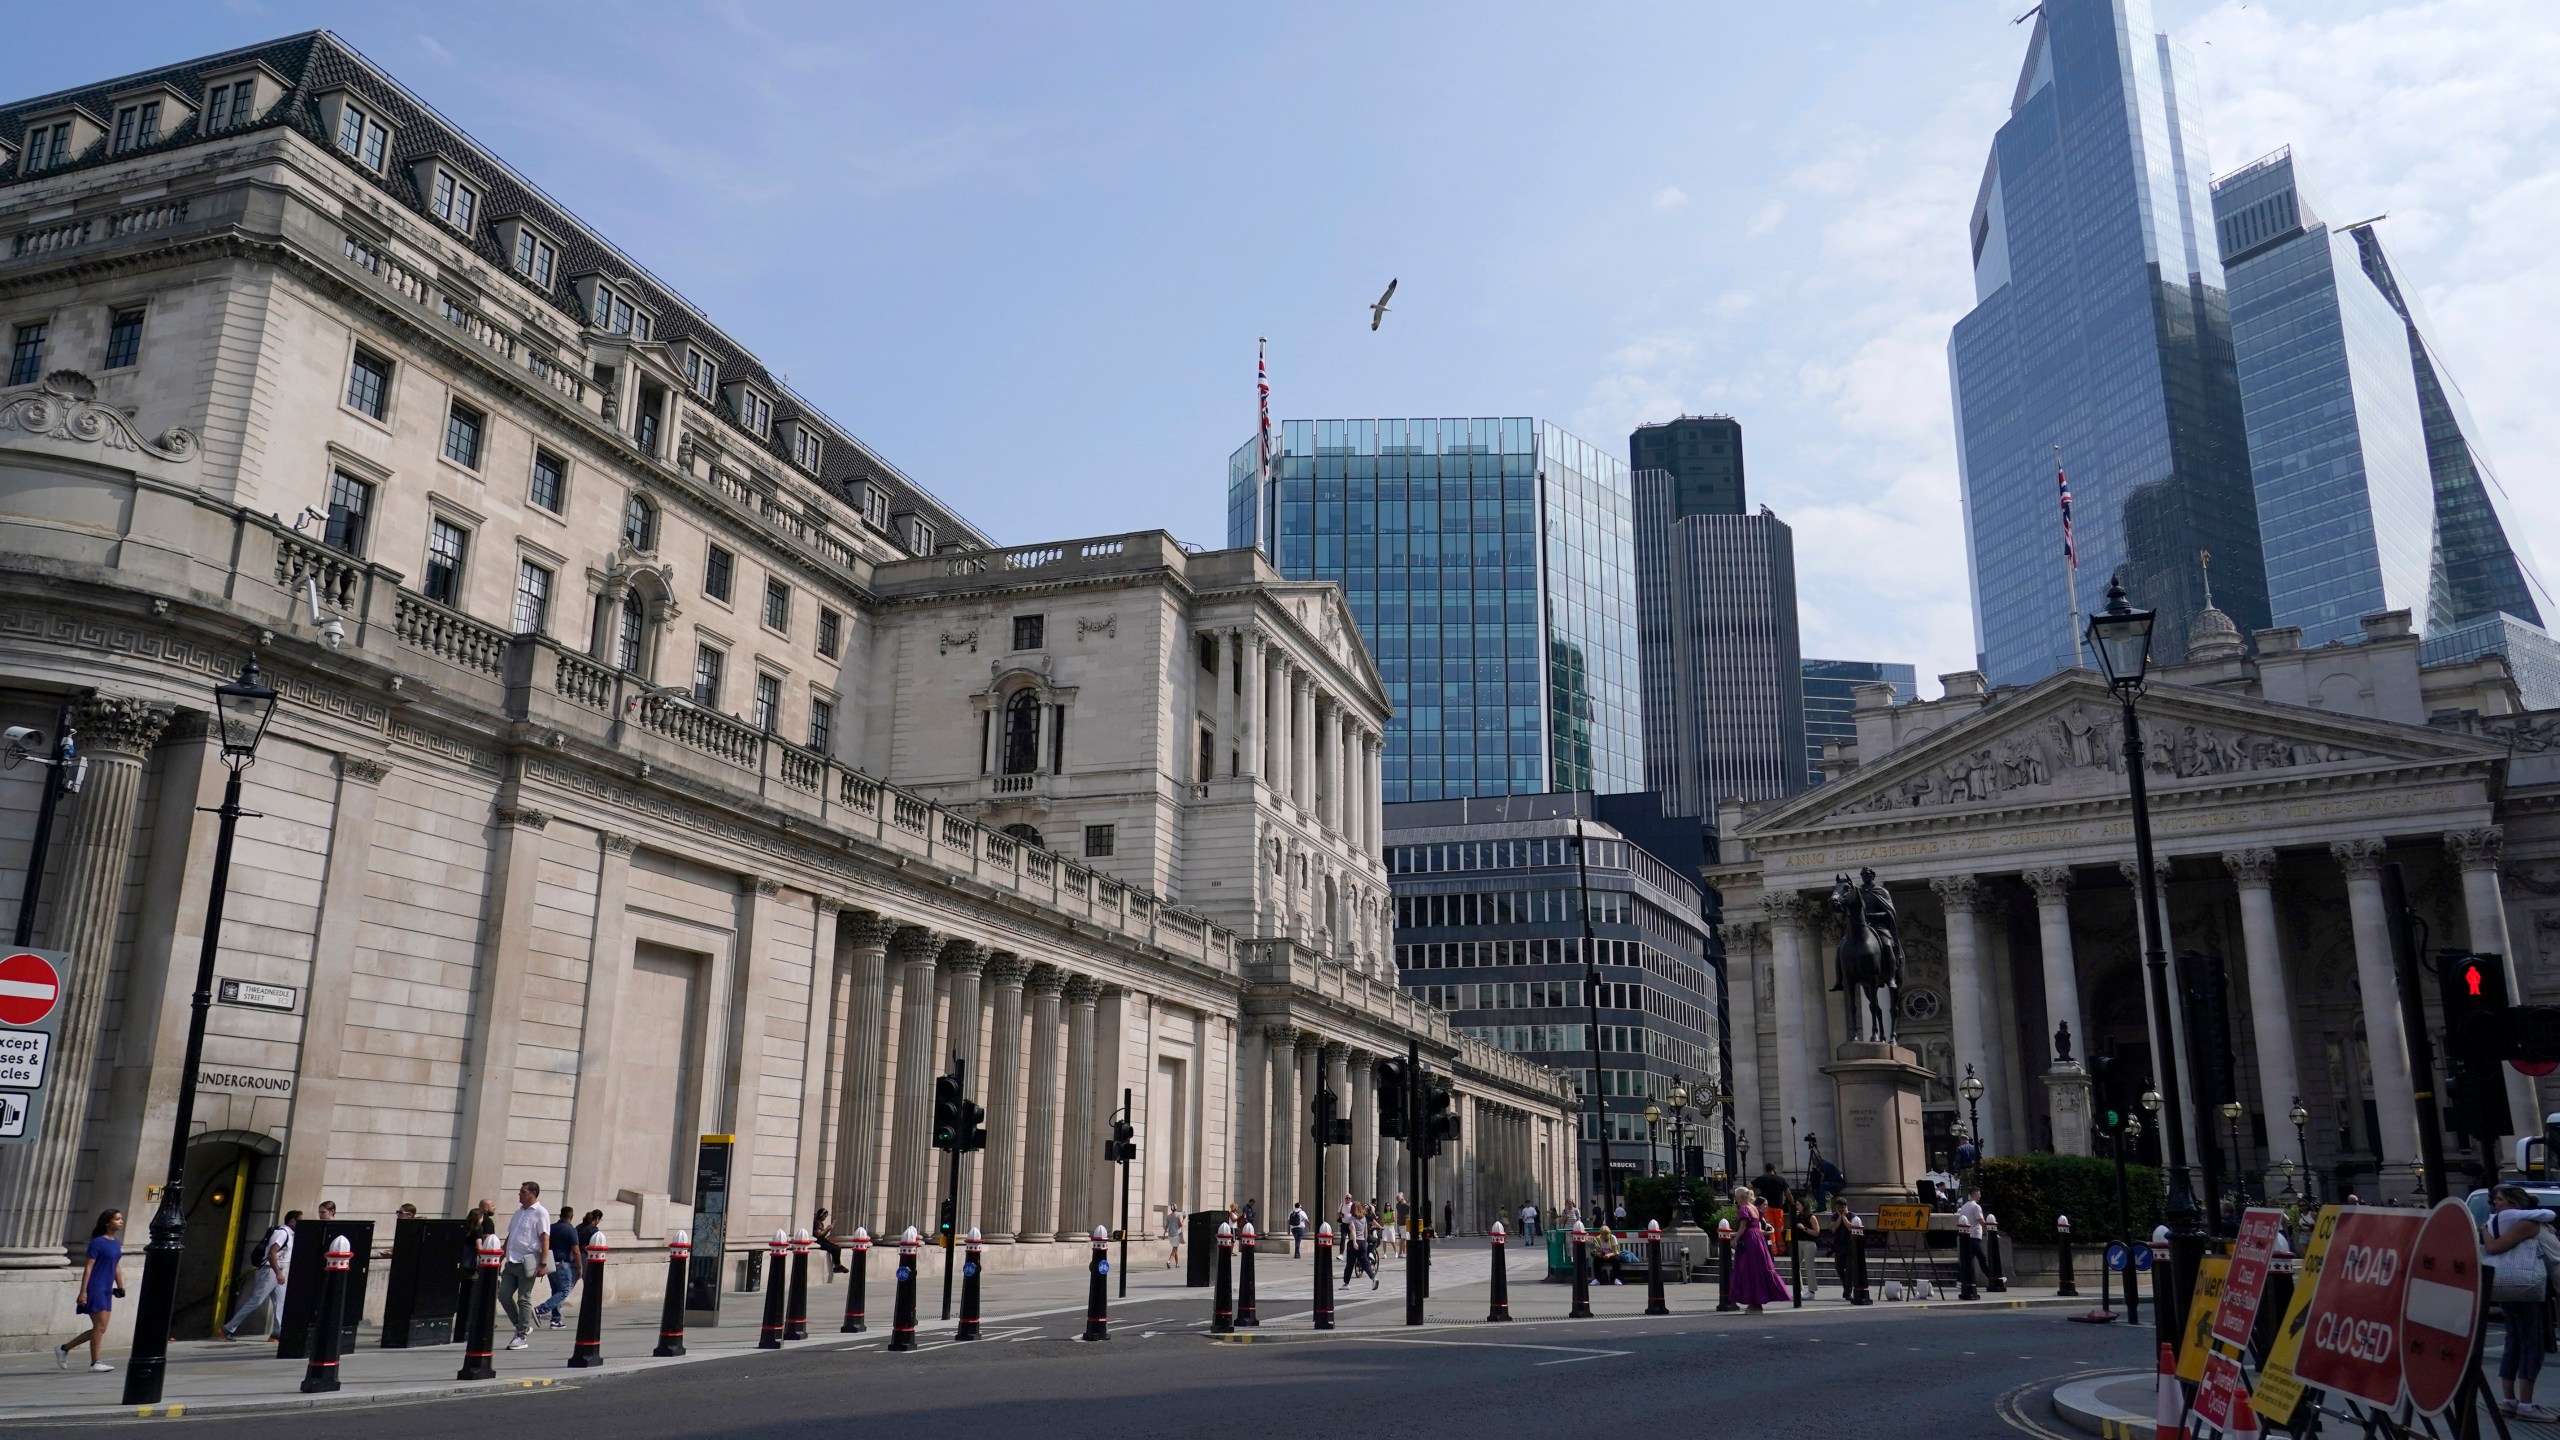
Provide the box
[1801,659,1917,783]
[1229,419,1641,803]
[1949,0,2267,685]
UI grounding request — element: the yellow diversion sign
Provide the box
[2253,1205,2340,1424]
[2176,1256,2233,1382]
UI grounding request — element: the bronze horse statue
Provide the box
[1828,872,1903,1043]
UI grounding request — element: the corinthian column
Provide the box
[2334,840,2420,1190]
[0,696,171,1262]
[2223,849,2302,1183]
[1932,875,1996,1154]
[886,926,946,1233]
[2024,867,2092,1157]
[1348,1048,1375,1216]
[831,912,898,1232]
[1020,964,1066,1241]
[980,952,1029,1241]
[1763,893,1817,1166]
[1058,974,1101,1236]
[1266,1023,1299,1219]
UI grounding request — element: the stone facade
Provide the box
[0,36,1571,1348]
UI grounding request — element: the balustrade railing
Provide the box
[12,219,93,258]
[551,650,614,712]
[394,590,511,676]
[273,534,362,612]
[635,693,762,768]
[778,744,825,793]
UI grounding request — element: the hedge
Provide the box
[1975,1153,2164,1244]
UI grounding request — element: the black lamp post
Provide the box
[1569,819,1618,1223]
[124,656,277,1405]
[2087,575,2206,1353]
[2220,1101,2247,1221]
[1960,1065,1987,1170]
[1668,1079,1696,1227]
[2289,1098,2314,1206]
[1644,1103,1663,1177]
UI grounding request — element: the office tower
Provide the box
[1630,414,1746,516]
[2213,148,2560,699]
[1949,0,2267,685]
[1800,659,1918,782]
[1385,791,1722,1201]
[1632,471,1806,815]
[1229,419,1642,802]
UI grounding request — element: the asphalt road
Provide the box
[116,1300,2158,1440]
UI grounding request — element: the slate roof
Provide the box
[0,30,991,551]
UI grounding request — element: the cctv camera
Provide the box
[2,726,45,751]
[322,617,346,650]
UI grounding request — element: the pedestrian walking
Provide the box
[1752,1163,1791,1214]
[811,1208,843,1276]
[1288,1202,1308,1259]
[1341,1204,1379,1288]
[1163,1206,1182,1269]
[499,1180,552,1349]
[1519,1202,1539,1238]
[220,1209,299,1340]
[52,1210,124,1373]
[1389,1194,1408,1257]
[1443,1201,1453,1238]
[532,1200,582,1329]
[2486,1185,2557,1421]
[1242,1198,1258,1231]
[1727,1186,1791,1314]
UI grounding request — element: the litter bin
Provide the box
[1545,1227,1570,1279]
[380,1216,473,1347]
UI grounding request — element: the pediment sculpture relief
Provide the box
[1,369,197,462]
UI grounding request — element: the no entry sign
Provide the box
[2399,1200,2484,1416]
[0,952,60,1027]
[2292,1205,2436,1411]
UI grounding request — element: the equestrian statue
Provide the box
[1828,868,1906,1044]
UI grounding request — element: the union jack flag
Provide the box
[2057,459,2077,570]
[1257,338,1272,482]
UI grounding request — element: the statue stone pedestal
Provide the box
[2044,1063,2094,1157]
[1823,1042,1934,1209]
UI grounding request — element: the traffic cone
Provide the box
[2154,1341,2182,1440]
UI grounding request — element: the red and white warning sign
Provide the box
[2399,1199,2485,1417]
[2293,1206,2426,1410]
[0,952,60,1029]
[2213,1207,2286,1349]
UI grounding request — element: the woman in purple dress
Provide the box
[55,1209,123,1373]
[1728,1187,1791,1313]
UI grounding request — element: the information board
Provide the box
[1876,1204,1930,1233]
[685,1134,735,1322]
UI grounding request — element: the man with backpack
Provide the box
[219,1210,299,1341]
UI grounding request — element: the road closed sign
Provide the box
[2399,1200,2484,1416]
[2292,1206,2427,1410]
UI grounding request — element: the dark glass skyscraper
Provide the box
[1949,0,2267,685]
[1801,659,1918,783]
[1632,475,1806,815]
[1229,419,1642,803]
[1629,415,1745,517]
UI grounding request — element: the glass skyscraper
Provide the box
[1632,474,1806,815]
[1629,414,1745,517]
[2213,147,2557,674]
[1801,659,1918,783]
[1949,0,2267,686]
[1229,418,1641,803]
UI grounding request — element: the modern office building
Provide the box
[1228,419,1642,803]
[1949,0,2268,686]
[2213,147,2560,703]
[1629,414,1745,517]
[1801,659,1918,783]
[1386,792,1723,1205]
[1632,471,1807,814]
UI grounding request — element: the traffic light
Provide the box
[933,1071,963,1152]
[1311,1087,1352,1146]
[959,1097,988,1154]
[1375,1058,1409,1139]
[1105,1117,1136,1164]
[2438,950,2515,1143]
[1422,1073,1458,1157]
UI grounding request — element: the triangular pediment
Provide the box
[1742,671,2504,835]
[1269,582,1390,711]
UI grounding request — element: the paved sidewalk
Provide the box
[0,1240,2072,1422]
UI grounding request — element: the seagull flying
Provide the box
[1369,278,1397,331]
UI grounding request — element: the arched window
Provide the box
[614,590,647,672]
[1001,823,1045,850]
[1002,690,1042,774]
[622,493,657,551]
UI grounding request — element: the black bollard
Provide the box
[1313,1223,1335,1331]
[567,1229,609,1369]
[457,1233,503,1381]
[1486,1222,1512,1322]
[1644,1220,1670,1316]
[1236,1222,1260,1328]
[1569,1222,1593,1318]
[785,1227,812,1341]
[757,1230,791,1348]
[2055,1215,2079,1298]
[299,1237,352,1393]
[1210,1222,1234,1334]
[1849,1216,1873,1306]
[956,1229,984,1341]
[653,1230,691,1357]
[1986,1216,2007,1293]
[1790,1218,1803,1309]
[1715,1218,1738,1313]
[888,1227,922,1352]
[1081,1226,1110,1341]
[2123,1247,2142,1326]
[841,1227,871,1333]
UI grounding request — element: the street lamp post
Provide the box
[1644,1103,1663,1178]
[1668,1079,1696,1227]
[1960,1066,1987,1169]
[1569,819,1618,1223]
[124,656,278,1405]
[2289,1098,2314,1207]
[2092,569,2209,1355]
[2220,1101,2246,1221]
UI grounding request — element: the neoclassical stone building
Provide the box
[1711,606,2560,1202]
[0,34,1570,1345]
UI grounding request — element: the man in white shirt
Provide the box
[1956,1188,1987,1296]
[499,1181,551,1349]
[1519,1202,1539,1237]
[220,1209,300,1340]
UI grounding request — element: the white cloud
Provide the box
[1652,186,1690,212]
[1745,200,1786,236]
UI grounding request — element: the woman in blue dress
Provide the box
[56,1209,123,1372]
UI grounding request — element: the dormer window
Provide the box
[782,419,823,472]
[18,109,100,174]
[23,122,71,172]
[327,94,390,171]
[428,168,479,231]
[110,100,163,154]
[500,221,556,288]
[720,380,773,438]
[900,514,935,555]
[854,481,890,529]
[202,79,256,133]
[580,277,656,341]
[684,347,718,402]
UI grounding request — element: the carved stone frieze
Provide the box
[0,370,198,461]
[2222,847,2278,888]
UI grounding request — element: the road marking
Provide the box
[1995,1367,2122,1440]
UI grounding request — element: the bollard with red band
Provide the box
[2055,1213,2079,1299]
[1210,1222,1235,1334]
[299,1237,353,1393]
[653,1230,690,1357]
[1715,1216,1738,1313]
[1849,1214,1873,1306]
[955,1229,984,1341]
[1645,1219,1670,1316]
[1486,1221,1512,1322]
[1985,1214,2007,1293]
[888,1227,922,1352]
[757,1230,791,1348]
[1081,1226,1110,1341]
[1312,1223,1335,1331]
[567,1229,608,1368]
[1236,1222,1260,1328]
[457,1232,504,1380]
[841,1227,871,1333]
[1568,1220,1593,1319]
[784,1228,812,1341]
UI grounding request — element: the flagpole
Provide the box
[2055,443,2083,672]
[1257,337,1275,557]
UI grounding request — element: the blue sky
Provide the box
[11,1,2557,685]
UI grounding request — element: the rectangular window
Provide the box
[113,102,161,153]
[753,674,782,732]
[102,308,144,370]
[344,347,391,419]
[816,608,842,660]
[692,645,724,707]
[808,697,834,752]
[443,399,484,468]
[792,427,822,471]
[429,171,478,231]
[1012,614,1045,651]
[229,83,255,128]
[686,351,717,401]
[423,518,467,607]
[8,323,47,387]
[1084,823,1116,858]
[323,470,372,555]
[25,122,69,170]
[335,101,387,169]
[1196,726,1215,783]
[763,578,791,632]
[528,450,565,512]
[512,559,552,635]
[205,85,230,130]
[704,544,734,602]
[732,389,772,436]
[513,231,556,287]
